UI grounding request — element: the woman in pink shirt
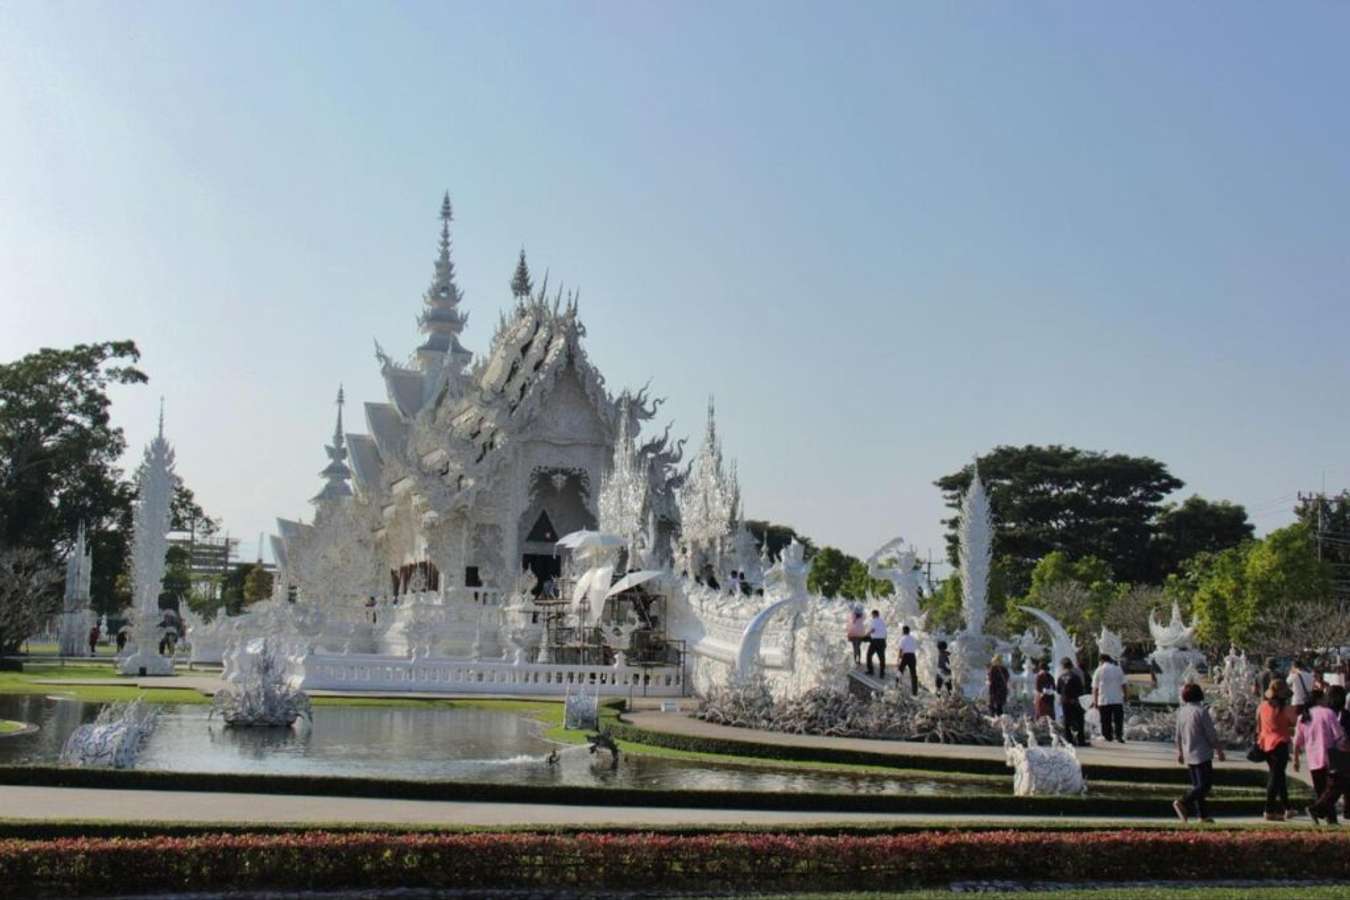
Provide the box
[1293,688,1350,825]
[845,608,867,667]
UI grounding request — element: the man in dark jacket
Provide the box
[1057,657,1088,747]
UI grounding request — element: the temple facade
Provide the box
[270,194,732,608]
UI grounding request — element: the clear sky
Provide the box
[2,2,1347,570]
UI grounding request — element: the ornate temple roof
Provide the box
[311,387,353,504]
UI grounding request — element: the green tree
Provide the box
[921,577,964,632]
[1173,523,1331,648]
[159,545,192,612]
[806,547,888,600]
[1150,495,1253,580]
[0,341,147,616]
[510,248,533,299]
[1008,551,1124,635]
[1294,491,1350,598]
[936,446,1183,594]
[243,564,274,605]
[744,520,816,560]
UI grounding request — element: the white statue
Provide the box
[734,539,809,678]
[958,467,992,636]
[60,698,158,768]
[212,637,311,727]
[866,537,927,630]
[1096,625,1125,661]
[947,468,996,698]
[1143,602,1206,704]
[58,523,95,656]
[1003,718,1086,797]
[119,406,177,677]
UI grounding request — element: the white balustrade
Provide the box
[294,650,685,697]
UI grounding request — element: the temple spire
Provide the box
[416,191,469,372]
[312,385,353,504]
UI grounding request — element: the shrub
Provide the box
[2,830,1348,896]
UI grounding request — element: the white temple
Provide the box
[237,194,769,695]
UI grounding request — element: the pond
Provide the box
[0,694,995,796]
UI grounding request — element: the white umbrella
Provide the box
[604,570,665,598]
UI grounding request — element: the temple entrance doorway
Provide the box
[521,553,562,596]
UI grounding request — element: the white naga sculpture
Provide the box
[120,408,177,677]
[58,523,94,657]
[212,637,311,727]
[1144,602,1206,704]
[1003,718,1087,797]
[60,698,158,769]
[734,540,810,679]
[1018,606,1079,672]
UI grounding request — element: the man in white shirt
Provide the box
[866,610,888,679]
[897,626,919,695]
[1289,658,1314,715]
[1092,654,1127,743]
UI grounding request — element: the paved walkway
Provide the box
[624,710,1274,777]
[0,785,1186,828]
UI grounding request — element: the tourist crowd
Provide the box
[844,609,1350,825]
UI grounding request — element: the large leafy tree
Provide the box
[1171,523,1331,649]
[936,446,1183,594]
[1150,495,1253,580]
[0,341,147,615]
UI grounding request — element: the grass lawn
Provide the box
[755,890,1350,900]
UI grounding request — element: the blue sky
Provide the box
[2,2,1347,570]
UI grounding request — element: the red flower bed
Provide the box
[2,829,1348,896]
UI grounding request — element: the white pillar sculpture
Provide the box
[119,407,177,677]
[950,466,994,697]
[58,523,95,656]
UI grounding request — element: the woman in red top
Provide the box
[1256,678,1298,821]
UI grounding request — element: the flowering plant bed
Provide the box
[3,830,1349,896]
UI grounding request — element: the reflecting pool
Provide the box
[0,694,995,795]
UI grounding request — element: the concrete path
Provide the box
[0,785,1189,828]
[624,710,1272,777]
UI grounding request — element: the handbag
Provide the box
[1246,743,1268,764]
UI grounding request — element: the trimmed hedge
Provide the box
[608,718,1270,788]
[3,830,1349,896]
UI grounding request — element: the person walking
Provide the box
[1294,688,1350,825]
[846,608,867,668]
[1256,678,1298,821]
[865,609,888,680]
[1092,654,1127,744]
[115,629,127,653]
[1057,658,1088,747]
[935,640,953,693]
[1311,685,1350,825]
[1257,657,1281,698]
[897,626,919,695]
[1034,660,1056,721]
[87,624,100,657]
[1173,683,1225,823]
[1289,658,1315,718]
[987,655,1010,716]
